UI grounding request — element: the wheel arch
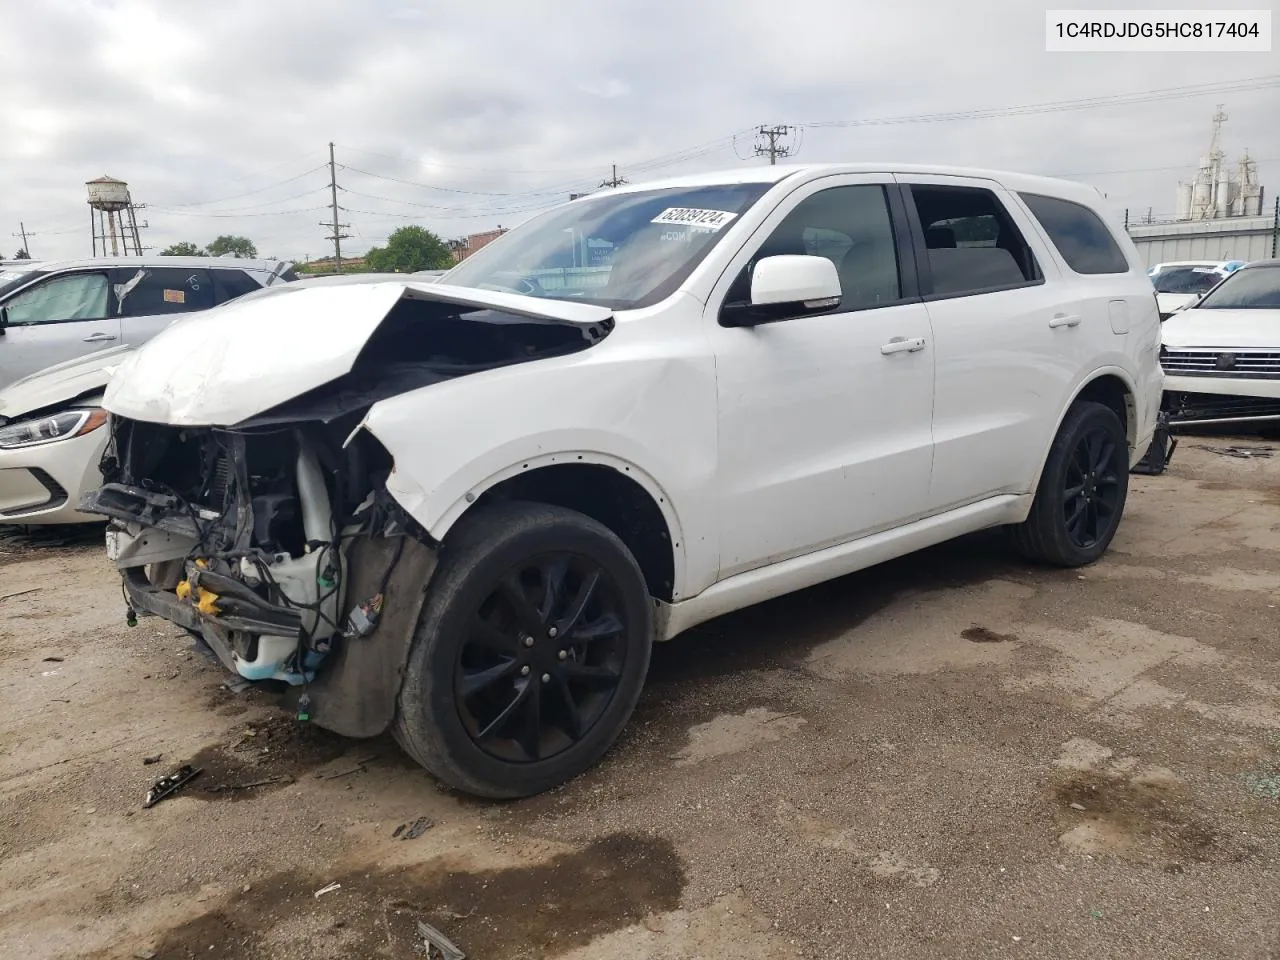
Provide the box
[407,453,685,603]
[1028,367,1137,494]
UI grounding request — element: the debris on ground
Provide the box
[143,765,202,808]
[41,656,64,663]
[393,816,435,840]
[417,920,466,960]
[0,586,42,602]
[1193,444,1275,459]
[209,775,294,793]
[314,754,379,781]
[142,755,162,765]
[313,882,341,898]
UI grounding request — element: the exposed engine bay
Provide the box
[80,293,609,736]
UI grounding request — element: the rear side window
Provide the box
[211,269,265,304]
[907,185,1041,299]
[118,268,215,316]
[1019,192,1130,275]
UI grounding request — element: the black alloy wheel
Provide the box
[1011,401,1130,567]
[457,552,629,763]
[394,502,653,799]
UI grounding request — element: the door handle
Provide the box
[880,336,926,355]
[82,332,118,343]
[1048,314,1082,328]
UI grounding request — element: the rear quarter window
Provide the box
[1019,192,1130,275]
[211,269,267,304]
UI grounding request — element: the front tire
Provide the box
[1012,401,1129,567]
[393,502,653,799]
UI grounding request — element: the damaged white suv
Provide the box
[84,164,1162,798]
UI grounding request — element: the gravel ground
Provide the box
[1,440,1279,959]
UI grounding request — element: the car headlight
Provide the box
[0,408,109,449]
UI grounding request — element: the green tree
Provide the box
[160,241,205,256]
[13,249,30,259]
[364,226,453,273]
[205,235,258,259]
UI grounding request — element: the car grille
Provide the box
[1162,349,1280,379]
[1166,391,1280,423]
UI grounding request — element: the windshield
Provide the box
[1153,266,1224,295]
[445,183,774,309]
[1196,265,1280,309]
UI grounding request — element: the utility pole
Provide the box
[321,142,351,273]
[11,222,34,257]
[753,125,796,165]
[600,164,628,188]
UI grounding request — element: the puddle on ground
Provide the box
[962,626,1018,644]
[1052,771,1226,865]
[137,832,683,960]
[180,714,355,802]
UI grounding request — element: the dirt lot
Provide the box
[2,440,1280,960]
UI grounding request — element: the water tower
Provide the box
[86,175,145,256]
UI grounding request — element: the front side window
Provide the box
[1019,192,1130,274]
[724,184,902,312]
[1195,265,1280,309]
[445,183,773,309]
[118,268,215,316]
[908,185,1040,298]
[4,272,109,325]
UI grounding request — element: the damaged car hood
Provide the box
[1161,308,1280,351]
[0,345,132,423]
[102,281,614,427]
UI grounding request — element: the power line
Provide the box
[155,163,329,208]
[323,142,351,273]
[11,222,35,256]
[600,164,628,188]
[802,74,1280,129]
[753,125,797,164]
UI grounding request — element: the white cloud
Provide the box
[1,0,1276,261]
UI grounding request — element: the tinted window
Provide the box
[1152,267,1223,295]
[1020,192,1129,274]
[1196,265,1280,309]
[4,272,109,324]
[908,186,1040,297]
[726,185,902,312]
[118,267,215,317]
[211,268,265,304]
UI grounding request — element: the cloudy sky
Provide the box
[2,0,1277,262]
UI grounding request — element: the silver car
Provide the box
[0,256,296,389]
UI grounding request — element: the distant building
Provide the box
[452,228,507,263]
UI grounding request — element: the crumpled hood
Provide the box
[103,280,613,427]
[1161,307,1280,350]
[0,345,132,423]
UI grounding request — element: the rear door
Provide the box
[896,175,1088,511]
[0,269,120,388]
[115,266,216,345]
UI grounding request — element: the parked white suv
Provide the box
[83,164,1162,797]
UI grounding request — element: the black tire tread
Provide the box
[1011,401,1129,567]
[393,501,652,799]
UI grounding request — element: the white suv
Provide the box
[84,164,1162,798]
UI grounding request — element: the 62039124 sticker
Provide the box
[650,208,738,230]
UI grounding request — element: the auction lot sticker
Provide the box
[651,208,739,230]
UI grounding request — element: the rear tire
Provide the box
[393,501,653,799]
[1011,401,1129,567]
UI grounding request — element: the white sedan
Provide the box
[1160,259,1280,427]
[0,347,127,525]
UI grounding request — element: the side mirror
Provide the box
[720,255,842,327]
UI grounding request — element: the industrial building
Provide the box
[1125,107,1278,267]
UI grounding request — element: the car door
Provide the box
[115,266,216,346]
[0,269,120,388]
[896,175,1091,511]
[707,176,936,580]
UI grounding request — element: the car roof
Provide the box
[19,255,292,272]
[1152,260,1234,269]
[1238,258,1280,270]
[598,162,1111,206]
